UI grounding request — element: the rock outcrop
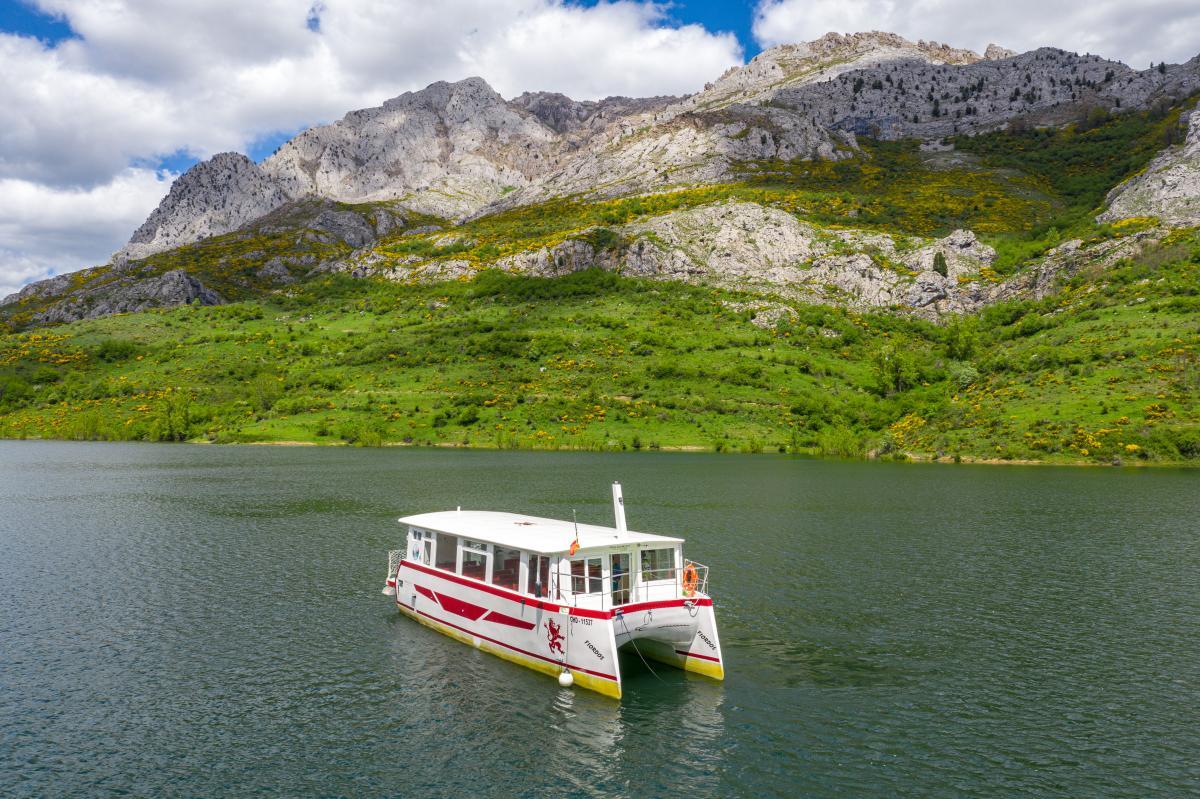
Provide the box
[28,268,222,326]
[1100,109,1200,226]
[353,200,1010,318]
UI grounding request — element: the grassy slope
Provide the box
[1,242,1197,462]
[1,104,1198,462]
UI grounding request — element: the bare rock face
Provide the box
[984,44,1017,60]
[668,31,984,117]
[337,197,1170,323]
[496,239,623,277]
[118,153,289,261]
[622,201,824,286]
[509,92,677,136]
[776,48,1200,141]
[1100,110,1200,226]
[260,77,558,217]
[505,109,848,208]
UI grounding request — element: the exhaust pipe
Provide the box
[612,481,627,533]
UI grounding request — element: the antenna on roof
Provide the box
[612,482,627,534]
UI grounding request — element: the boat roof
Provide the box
[398,510,683,555]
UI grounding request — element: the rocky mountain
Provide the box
[7,30,1200,327]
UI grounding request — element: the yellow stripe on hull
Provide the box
[634,638,725,681]
[681,656,725,681]
[397,604,622,699]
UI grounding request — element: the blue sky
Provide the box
[0,2,74,44]
[0,0,1196,297]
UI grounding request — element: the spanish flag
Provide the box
[568,510,580,556]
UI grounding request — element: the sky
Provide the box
[1,0,1197,299]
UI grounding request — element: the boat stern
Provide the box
[616,597,725,681]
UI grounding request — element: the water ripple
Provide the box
[1,443,1198,798]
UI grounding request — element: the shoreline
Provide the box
[2,435,1194,469]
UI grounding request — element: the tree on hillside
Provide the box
[933,251,948,277]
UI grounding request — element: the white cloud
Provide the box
[1,0,743,296]
[0,168,172,300]
[752,0,1200,69]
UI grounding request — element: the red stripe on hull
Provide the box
[396,601,617,682]
[433,591,488,621]
[621,597,713,614]
[482,610,537,630]
[674,649,722,663]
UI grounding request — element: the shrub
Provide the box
[93,339,139,362]
[340,419,386,447]
[816,426,864,458]
[949,362,980,390]
[0,375,32,409]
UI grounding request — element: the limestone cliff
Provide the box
[1100,109,1200,225]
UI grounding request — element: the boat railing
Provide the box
[387,549,404,578]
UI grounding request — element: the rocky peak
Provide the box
[379,76,503,118]
[117,152,289,261]
[984,44,1018,60]
[259,76,558,215]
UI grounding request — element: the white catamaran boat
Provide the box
[383,483,724,699]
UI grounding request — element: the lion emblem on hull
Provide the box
[544,618,566,656]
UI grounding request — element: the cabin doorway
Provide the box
[611,552,631,605]
[528,555,551,598]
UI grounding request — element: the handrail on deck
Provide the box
[546,560,711,610]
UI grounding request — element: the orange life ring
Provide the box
[682,562,699,596]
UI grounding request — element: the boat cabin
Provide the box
[397,509,705,611]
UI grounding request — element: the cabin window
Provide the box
[461,540,490,581]
[435,533,458,572]
[570,557,603,594]
[640,548,675,581]
[527,554,551,598]
[611,552,631,605]
[492,546,521,591]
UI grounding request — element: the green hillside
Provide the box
[1,105,1198,463]
[2,229,1197,463]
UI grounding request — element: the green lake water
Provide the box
[1,441,1197,797]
